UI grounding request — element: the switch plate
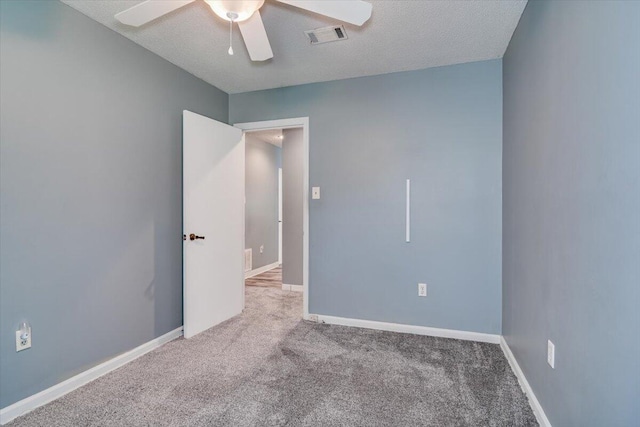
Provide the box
[16,328,32,352]
[260,245,264,254]
[547,340,555,368]
[312,187,320,200]
[418,283,427,297]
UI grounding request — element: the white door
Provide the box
[183,110,244,339]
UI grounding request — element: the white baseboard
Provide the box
[500,337,552,427]
[282,284,303,292]
[245,262,280,279]
[0,326,183,425]
[311,314,501,344]
[1,321,547,426]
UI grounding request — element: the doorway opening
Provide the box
[243,128,284,288]
[235,118,310,320]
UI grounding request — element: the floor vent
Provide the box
[244,249,252,272]
[304,25,348,45]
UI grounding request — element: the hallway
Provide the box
[245,267,282,288]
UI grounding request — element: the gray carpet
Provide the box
[9,287,537,426]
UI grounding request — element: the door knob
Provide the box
[189,233,205,241]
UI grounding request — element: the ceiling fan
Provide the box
[115,0,373,61]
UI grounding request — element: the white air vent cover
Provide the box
[304,25,348,45]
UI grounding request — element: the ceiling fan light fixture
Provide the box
[205,0,265,22]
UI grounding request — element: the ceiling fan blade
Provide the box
[238,11,274,61]
[275,0,372,26]
[115,0,196,27]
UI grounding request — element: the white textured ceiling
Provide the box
[250,128,283,147]
[61,0,527,94]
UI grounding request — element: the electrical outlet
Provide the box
[16,328,32,352]
[547,340,555,368]
[418,283,427,297]
[260,245,264,254]
[308,314,318,323]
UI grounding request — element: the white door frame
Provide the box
[278,167,283,265]
[234,117,310,320]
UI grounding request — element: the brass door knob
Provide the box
[189,233,205,241]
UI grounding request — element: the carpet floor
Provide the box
[8,287,537,426]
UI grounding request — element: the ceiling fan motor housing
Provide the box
[205,0,265,22]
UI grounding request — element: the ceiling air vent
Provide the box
[304,25,348,45]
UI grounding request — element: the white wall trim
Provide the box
[0,327,183,425]
[311,314,501,344]
[244,261,280,279]
[235,117,310,320]
[282,284,303,292]
[500,337,552,427]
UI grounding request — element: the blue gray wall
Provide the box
[0,0,228,408]
[245,134,280,270]
[282,128,304,286]
[230,60,503,333]
[502,1,640,425]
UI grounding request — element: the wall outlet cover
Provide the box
[312,187,320,200]
[418,283,427,297]
[15,328,32,352]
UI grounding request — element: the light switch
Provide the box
[312,187,320,200]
